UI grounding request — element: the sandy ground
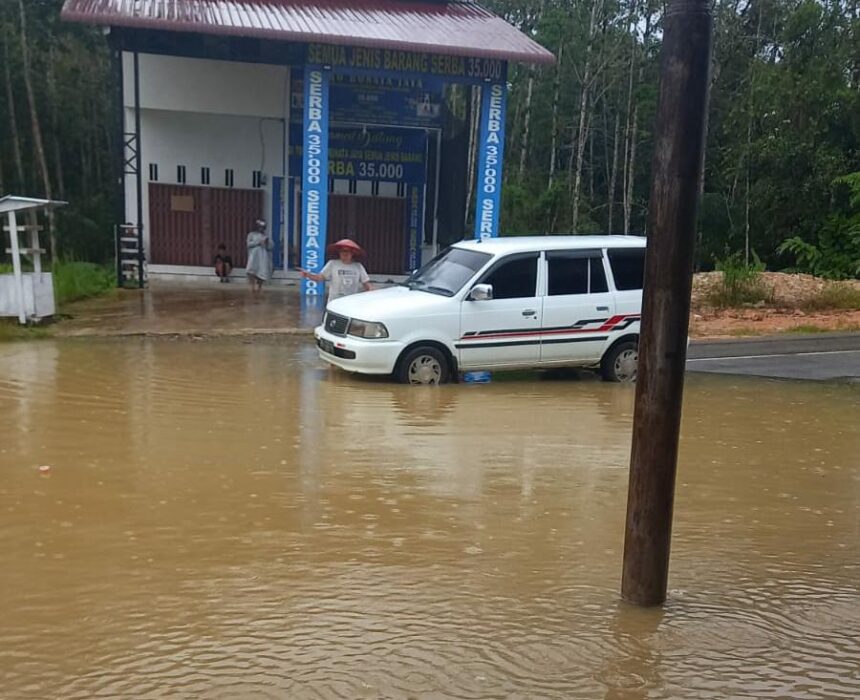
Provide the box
[55,282,322,337]
[35,272,860,340]
[689,308,860,337]
[689,272,860,338]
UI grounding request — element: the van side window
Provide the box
[548,257,587,295]
[591,257,608,293]
[482,254,538,299]
[608,248,645,291]
[547,252,609,295]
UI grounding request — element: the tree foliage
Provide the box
[778,172,860,279]
[0,0,116,262]
[489,0,859,274]
[0,0,857,275]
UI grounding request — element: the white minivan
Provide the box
[314,236,645,384]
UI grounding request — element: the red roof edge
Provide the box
[60,5,557,66]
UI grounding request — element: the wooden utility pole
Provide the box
[621,0,713,607]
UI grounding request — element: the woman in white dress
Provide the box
[245,219,272,298]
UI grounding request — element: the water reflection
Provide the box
[0,338,857,698]
[597,605,664,700]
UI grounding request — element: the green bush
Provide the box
[52,261,115,305]
[803,283,860,311]
[0,320,51,341]
[708,251,773,307]
[0,260,114,306]
[778,173,860,280]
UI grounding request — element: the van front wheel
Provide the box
[601,341,638,383]
[396,346,451,385]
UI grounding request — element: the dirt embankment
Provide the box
[689,272,860,338]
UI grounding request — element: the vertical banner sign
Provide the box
[407,184,424,271]
[301,66,330,296]
[271,175,284,269]
[473,82,507,240]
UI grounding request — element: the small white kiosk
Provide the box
[0,196,67,324]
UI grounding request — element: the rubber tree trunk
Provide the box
[621,0,639,234]
[608,112,620,233]
[624,109,638,233]
[571,0,602,232]
[518,0,544,183]
[18,0,56,255]
[2,30,26,190]
[47,42,66,201]
[518,69,535,182]
[621,0,713,607]
[548,42,564,192]
[464,86,480,230]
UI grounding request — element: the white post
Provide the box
[27,211,42,275]
[7,210,26,324]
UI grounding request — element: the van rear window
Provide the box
[608,248,645,291]
[547,254,608,296]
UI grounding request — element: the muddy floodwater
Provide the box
[1,338,858,699]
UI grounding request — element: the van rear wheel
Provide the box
[396,346,451,385]
[601,340,638,383]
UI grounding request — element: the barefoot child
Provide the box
[298,238,373,303]
[213,244,233,282]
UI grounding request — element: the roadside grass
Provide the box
[706,281,775,309]
[726,327,763,337]
[0,260,115,305]
[708,322,860,338]
[52,261,115,305]
[786,323,860,334]
[0,320,52,341]
[0,261,114,340]
[706,255,774,308]
[801,284,860,311]
[708,282,775,308]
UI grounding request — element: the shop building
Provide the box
[62,0,554,291]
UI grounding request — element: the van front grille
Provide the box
[323,311,349,336]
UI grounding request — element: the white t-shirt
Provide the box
[321,260,370,301]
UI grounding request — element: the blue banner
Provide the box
[292,73,443,129]
[271,175,284,269]
[307,44,508,86]
[289,124,426,184]
[301,66,330,297]
[330,74,443,129]
[406,184,424,272]
[474,82,507,240]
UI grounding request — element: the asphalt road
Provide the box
[687,333,860,381]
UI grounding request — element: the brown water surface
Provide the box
[1,338,858,699]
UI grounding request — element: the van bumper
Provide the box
[314,326,403,375]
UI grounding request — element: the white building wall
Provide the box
[122,53,288,118]
[122,53,289,269]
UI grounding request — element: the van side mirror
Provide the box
[468,284,493,301]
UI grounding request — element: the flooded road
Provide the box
[1,338,858,699]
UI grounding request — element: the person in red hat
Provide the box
[298,238,373,302]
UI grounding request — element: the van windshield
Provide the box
[404,247,492,297]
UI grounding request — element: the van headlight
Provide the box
[347,319,389,339]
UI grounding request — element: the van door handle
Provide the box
[596,306,609,311]
[522,309,537,317]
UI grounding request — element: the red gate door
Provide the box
[149,184,263,267]
[326,194,407,275]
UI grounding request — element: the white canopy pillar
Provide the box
[0,196,67,324]
[6,209,25,324]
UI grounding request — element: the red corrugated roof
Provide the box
[61,0,555,65]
